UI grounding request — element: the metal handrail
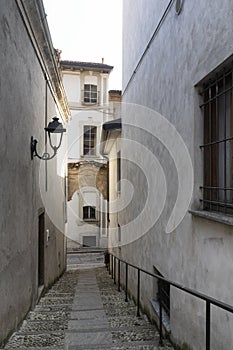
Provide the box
[108,253,233,350]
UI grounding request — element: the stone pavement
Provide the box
[2,253,174,350]
[2,269,78,349]
[67,251,105,270]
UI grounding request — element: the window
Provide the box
[153,267,170,318]
[38,212,45,286]
[83,125,97,156]
[117,151,121,192]
[200,66,233,214]
[83,206,96,220]
[84,84,98,104]
[82,236,96,247]
[118,224,121,242]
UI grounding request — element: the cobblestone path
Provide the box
[2,259,174,349]
[2,270,78,349]
[94,268,173,350]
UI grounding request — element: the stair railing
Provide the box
[108,253,233,350]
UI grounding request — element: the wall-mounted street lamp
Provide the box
[31,117,66,160]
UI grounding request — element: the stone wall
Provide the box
[68,162,108,201]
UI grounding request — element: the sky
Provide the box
[43,0,123,90]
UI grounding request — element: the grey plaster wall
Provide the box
[0,0,67,345]
[119,0,233,349]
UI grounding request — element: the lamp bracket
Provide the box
[31,136,57,161]
[30,117,65,161]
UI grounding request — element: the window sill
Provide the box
[83,219,98,223]
[189,209,233,226]
[81,155,97,158]
[150,299,170,332]
[82,102,98,106]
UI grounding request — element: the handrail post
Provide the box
[114,257,116,284]
[137,269,140,317]
[158,280,163,346]
[111,254,114,279]
[125,263,128,302]
[118,259,121,292]
[206,301,211,350]
[108,255,233,350]
[109,253,111,275]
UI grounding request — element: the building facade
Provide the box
[106,1,233,349]
[0,0,69,345]
[60,61,113,249]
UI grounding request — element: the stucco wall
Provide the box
[62,70,109,109]
[62,73,81,103]
[0,0,67,345]
[120,0,233,349]
[67,110,104,162]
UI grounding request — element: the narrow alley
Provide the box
[1,252,173,350]
[2,1,233,349]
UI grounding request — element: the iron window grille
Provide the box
[159,280,170,317]
[83,84,98,104]
[83,206,96,220]
[200,65,233,214]
[153,266,170,317]
[83,125,97,156]
[118,224,121,242]
[117,151,121,192]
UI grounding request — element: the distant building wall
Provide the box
[61,61,113,249]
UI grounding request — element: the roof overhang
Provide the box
[102,118,121,131]
[100,118,122,156]
[60,60,114,74]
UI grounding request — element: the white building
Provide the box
[60,61,113,249]
[103,1,233,349]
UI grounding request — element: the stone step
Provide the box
[4,332,64,349]
[105,305,137,316]
[108,315,151,328]
[18,320,68,333]
[38,296,74,304]
[66,339,173,350]
[34,304,73,311]
[112,327,160,342]
[27,309,70,321]
[2,348,64,350]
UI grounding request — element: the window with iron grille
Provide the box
[153,266,170,318]
[84,84,97,104]
[200,67,233,214]
[83,125,97,156]
[83,206,96,220]
[118,224,121,242]
[117,151,121,192]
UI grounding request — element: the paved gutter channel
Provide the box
[2,252,174,350]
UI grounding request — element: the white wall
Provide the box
[67,189,100,247]
[0,0,67,344]
[63,74,80,104]
[119,0,233,349]
[68,109,104,162]
[63,67,109,249]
